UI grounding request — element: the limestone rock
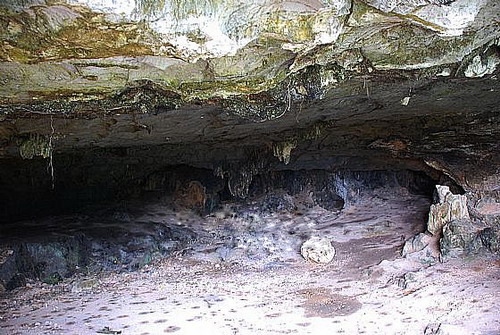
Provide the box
[468,191,500,221]
[477,227,500,253]
[301,237,336,264]
[402,233,433,256]
[0,2,498,208]
[0,248,18,290]
[440,219,480,255]
[0,220,197,290]
[402,233,441,264]
[0,248,14,265]
[427,185,469,235]
[438,216,500,257]
[464,53,500,78]
[0,1,499,266]
[262,192,297,213]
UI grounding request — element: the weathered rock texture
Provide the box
[301,236,336,264]
[0,1,499,254]
[403,185,500,259]
[427,185,469,235]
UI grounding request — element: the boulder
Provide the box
[301,237,336,264]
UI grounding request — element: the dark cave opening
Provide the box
[0,151,442,224]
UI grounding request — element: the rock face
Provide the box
[400,184,500,259]
[427,185,469,235]
[403,185,500,259]
[401,232,441,264]
[0,214,197,289]
[441,219,480,254]
[0,1,499,263]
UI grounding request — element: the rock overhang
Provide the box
[0,0,499,200]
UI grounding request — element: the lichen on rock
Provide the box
[19,134,52,159]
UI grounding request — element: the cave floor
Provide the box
[2,254,499,335]
[1,192,499,335]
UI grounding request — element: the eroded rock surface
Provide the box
[403,185,500,260]
[0,169,430,290]
[301,237,336,264]
[427,185,469,235]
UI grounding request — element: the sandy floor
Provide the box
[1,193,499,335]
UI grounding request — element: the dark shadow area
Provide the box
[0,148,441,224]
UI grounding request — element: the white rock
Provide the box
[437,68,451,77]
[427,185,469,235]
[301,237,336,264]
[464,54,500,78]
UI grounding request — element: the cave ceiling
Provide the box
[0,0,499,192]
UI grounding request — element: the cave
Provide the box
[1,0,500,334]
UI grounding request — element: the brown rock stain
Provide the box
[296,287,362,318]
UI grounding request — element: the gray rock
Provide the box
[390,272,417,290]
[439,218,500,257]
[71,278,99,293]
[0,247,16,288]
[477,227,500,253]
[14,239,85,285]
[0,217,199,290]
[402,233,433,256]
[441,219,478,254]
[424,322,441,335]
[262,192,297,213]
[405,245,441,265]
[403,232,441,264]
